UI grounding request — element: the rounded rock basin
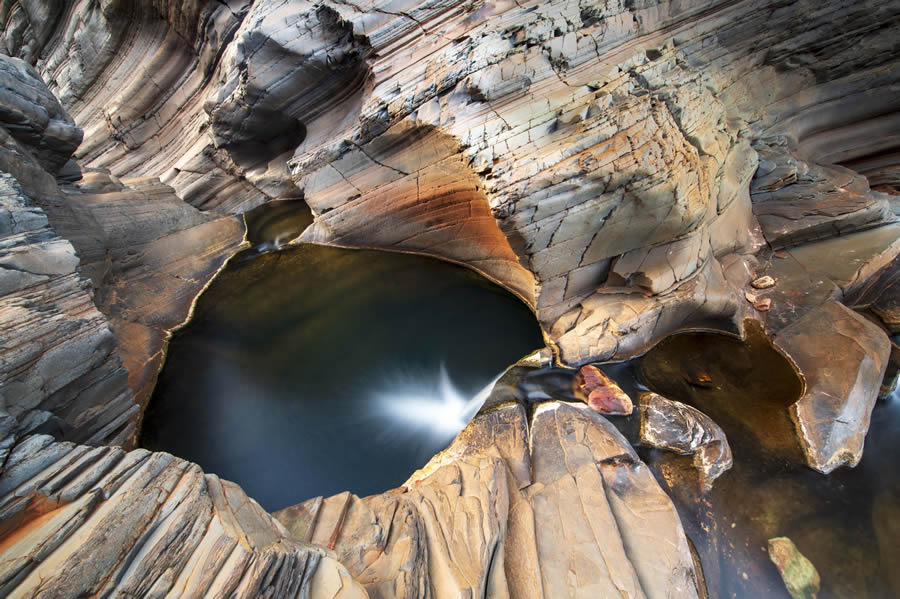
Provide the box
[140,244,544,510]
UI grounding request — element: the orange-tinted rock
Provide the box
[754,298,772,311]
[573,365,634,415]
[682,365,714,388]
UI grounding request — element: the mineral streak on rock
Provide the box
[276,401,703,599]
[573,364,634,415]
[639,392,733,490]
[767,537,821,599]
[0,433,368,598]
[775,301,892,473]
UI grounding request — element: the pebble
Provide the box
[751,275,776,289]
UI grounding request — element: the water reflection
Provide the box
[492,328,898,598]
[638,326,898,599]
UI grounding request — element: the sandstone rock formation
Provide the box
[0,174,136,447]
[276,401,703,599]
[0,430,367,598]
[573,363,633,415]
[0,400,704,598]
[0,52,246,444]
[0,0,899,597]
[775,301,892,473]
[2,0,896,366]
[639,392,732,489]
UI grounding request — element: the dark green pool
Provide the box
[139,244,543,511]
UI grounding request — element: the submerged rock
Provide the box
[751,276,776,289]
[573,364,634,415]
[882,341,900,399]
[681,364,715,388]
[775,301,891,473]
[639,392,733,489]
[754,297,772,312]
[767,537,821,599]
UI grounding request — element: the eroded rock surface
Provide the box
[639,392,733,489]
[276,401,703,599]
[3,0,896,364]
[0,1,898,597]
[0,173,136,447]
[775,301,891,473]
[0,49,247,422]
[0,432,367,598]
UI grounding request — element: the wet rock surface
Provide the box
[639,392,732,489]
[638,326,900,598]
[775,301,891,473]
[573,364,634,415]
[767,537,821,599]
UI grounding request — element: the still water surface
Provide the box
[140,244,543,511]
[638,327,900,598]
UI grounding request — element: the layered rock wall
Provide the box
[0,174,136,447]
[279,401,703,599]
[0,52,245,446]
[0,429,367,598]
[4,0,897,364]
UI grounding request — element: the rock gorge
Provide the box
[0,0,898,597]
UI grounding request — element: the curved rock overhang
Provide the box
[5,0,896,369]
[0,0,896,449]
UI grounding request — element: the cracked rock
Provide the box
[639,392,733,489]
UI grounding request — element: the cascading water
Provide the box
[140,243,544,510]
[375,364,501,438]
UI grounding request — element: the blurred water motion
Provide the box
[374,364,500,439]
[140,244,543,511]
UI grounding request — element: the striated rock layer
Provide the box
[3,0,897,364]
[0,0,898,597]
[0,430,367,598]
[275,400,703,599]
[0,174,136,447]
[0,52,246,444]
[0,400,703,598]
